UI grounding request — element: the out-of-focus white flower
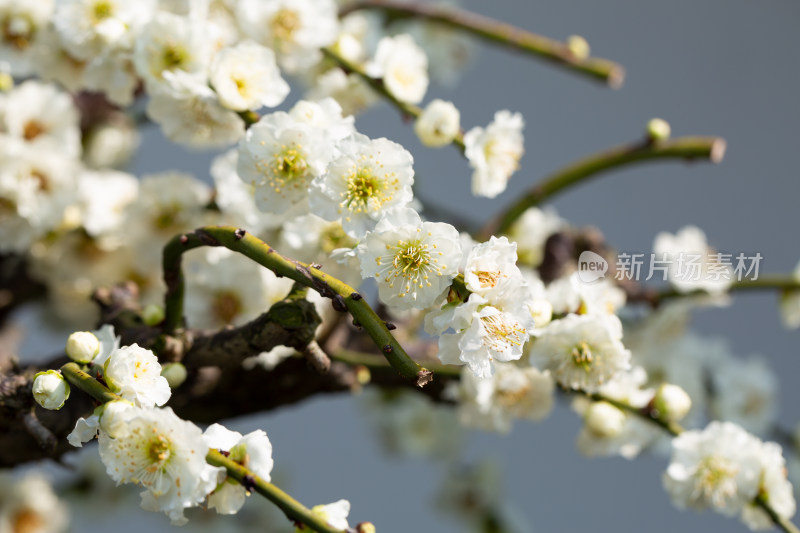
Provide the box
[583,401,626,438]
[235,0,338,73]
[464,110,524,198]
[76,169,138,245]
[740,441,796,530]
[306,68,377,117]
[32,370,70,410]
[506,206,564,267]
[146,70,244,148]
[82,116,141,169]
[710,356,777,436]
[528,313,631,393]
[133,11,211,88]
[184,247,294,329]
[0,471,69,533]
[357,208,461,310]
[300,500,350,532]
[0,0,54,76]
[210,40,289,111]
[653,225,733,296]
[664,421,762,516]
[779,260,800,329]
[367,33,428,104]
[1,80,81,158]
[546,273,626,317]
[104,344,171,408]
[83,48,140,106]
[91,324,121,368]
[65,331,100,363]
[203,423,274,515]
[414,99,460,147]
[98,405,224,525]
[309,133,415,239]
[451,362,554,433]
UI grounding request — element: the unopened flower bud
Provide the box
[653,383,691,422]
[567,35,590,60]
[357,522,377,533]
[65,331,101,363]
[414,99,461,148]
[528,299,553,328]
[584,401,626,438]
[647,118,671,141]
[32,370,70,410]
[142,303,166,326]
[161,362,188,389]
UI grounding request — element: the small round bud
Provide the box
[528,299,553,329]
[357,522,377,533]
[65,331,101,363]
[653,383,691,422]
[584,401,626,438]
[646,118,671,141]
[32,370,70,410]
[355,365,371,386]
[160,362,188,389]
[566,35,590,60]
[414,99,461,148]
[142,303,166,326]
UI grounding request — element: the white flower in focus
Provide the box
[104,344,171,408]
[146,71,244,148]
[415,99,460,147]
[528,314,631,393]
[740,441,796,530]
[452,363,554,433]
[288,98,355,141]
[235,0,338,73]
[32,370,70,410]
[367,33,428,104]
[67,412,100,447]
[433,291,535,378]
[203,423,274,515]
[184,247,294,330]
[1,80,81,158]
[710,356,777,436]
[309,133,415,239]
[65,331,100,363]
[462,236,523,298]
[464,110,524,198]
[301,500,350,531]
[210,40,289,111]
[133,11,211,88]
[0,471,69,533]
[357,208,461,310]
[237,110,333,215]
[653,225,733,296]
[97,406,224,525]
[664,422,764,516]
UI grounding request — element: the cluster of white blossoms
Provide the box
[664,422,795,529]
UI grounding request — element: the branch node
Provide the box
[350,292,363,301]
[234,228,247,240]
[416,369,433,388]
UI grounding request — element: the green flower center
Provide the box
[147,435,172,465]
[571,341,593,371]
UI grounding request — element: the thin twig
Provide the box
[339,0,624,87]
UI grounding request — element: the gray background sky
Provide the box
[17,0,800,531]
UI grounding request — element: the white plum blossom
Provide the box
[309,133,415,239]
[65,331,100,363]
[462,236,523,298]
[97,405,224,525]
[0,0,54,76]
[75,169,139,246]
[235,0,338,73]
[203,424,274,515]
[653,225,733,296]
[357,208,462,310]
[710,356,777,436]
[302,500,351,531]
[367,33,429,104]
[306,67,377,117]
[146,71,245,148]
[103,344,171,408]
[210,40,289,111]
[464,110,524,198]
[664,422,764,518]
[546,272,626,317]
[0,471,69,533]
[528,314,631,392]
[415,99,460,147]
[288,98,355,140]
[740,441,796,530]
[450,362,554,433]
[32,370,70,410]
[90,323,121,368]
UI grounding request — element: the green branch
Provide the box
[651,275,800,305]
[320,46,466,153]
[60,363,122,404]
[480,135,726,239]
[207,450,347,533]
[339,0,624,87]
[162,226,431,386]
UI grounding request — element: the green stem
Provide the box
[339,0,624,87]
[60,363,122,404]
[331,348,461,378]
[480,136,726,239]
[654,275,800,305]
[756,496,800,533]
[320,46,466,153]
[207,450,346,533]
[162,226,431,386]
